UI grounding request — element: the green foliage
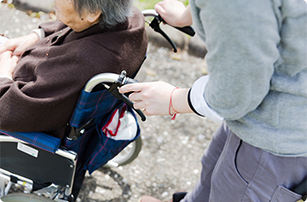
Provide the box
[134,0,188,10]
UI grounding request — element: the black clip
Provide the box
[117,70,127,85]
[67,118,94,140]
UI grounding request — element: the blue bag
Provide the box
[64,89,140,174]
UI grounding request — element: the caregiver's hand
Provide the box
[119,81,192,116]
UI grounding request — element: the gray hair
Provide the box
[72,0,133,29]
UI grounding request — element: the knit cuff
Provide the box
[189,75,224,123]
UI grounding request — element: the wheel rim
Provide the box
[111,141,137,164]
[105,137,142,167]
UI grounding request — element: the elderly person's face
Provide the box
[54,0,101,32]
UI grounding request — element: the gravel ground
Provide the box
[0,4,221,202]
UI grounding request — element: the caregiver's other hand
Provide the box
[155,0,192,27]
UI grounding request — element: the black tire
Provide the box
[1,193,54,202]
[104,136,142,167]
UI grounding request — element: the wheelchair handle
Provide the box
[84,73,119,92]
[142,9,195,52]
[84,72,138,92]
[84,71,146,121]
[142,9,195,36]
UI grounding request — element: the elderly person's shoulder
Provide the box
[128,6,146,27]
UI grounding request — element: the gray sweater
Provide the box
[189,0,307,156]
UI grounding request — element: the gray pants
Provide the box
[183,122,307,202]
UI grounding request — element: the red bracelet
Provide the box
[169,87,179,120]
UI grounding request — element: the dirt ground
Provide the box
[0,4,221,202]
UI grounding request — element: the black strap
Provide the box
[32,182,52,191]
[10,175,18,183]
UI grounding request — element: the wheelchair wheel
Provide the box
[106,136,142,167]
[0,193,54,202]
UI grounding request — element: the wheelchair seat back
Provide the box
[0,135,76,192]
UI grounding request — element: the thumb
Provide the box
[154,4,166,16]
[11,55,19,63]
[13,46,25,56]
[0,42,16,55]
[0,45,7,55]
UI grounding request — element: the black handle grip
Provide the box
[158,16,195,36]
[123,77,138,85]
[174,26,195,37]
[121,94,146,122]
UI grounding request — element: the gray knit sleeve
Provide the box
[191,0,280,120]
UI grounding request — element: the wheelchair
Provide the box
[0,71,144,202]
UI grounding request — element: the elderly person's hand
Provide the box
[0,33,40,56]
[0,51,19,79]
[155,0,192,27]
[119,81,192,116]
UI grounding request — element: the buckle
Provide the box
[67,118,94,141]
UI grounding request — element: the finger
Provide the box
[133,101,145,110]
[141,108,156,116]
[0,45,5,55]
[142,109,151,117]
[0,42,14,55]
[0,42,9,54]
[0,51,12,59]
[13,45,25,56]
[11,55,19,63]
[119,83,145,94]
[154,4,166,16]
[128,92,144,102]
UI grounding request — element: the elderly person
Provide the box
[0,0,147,140]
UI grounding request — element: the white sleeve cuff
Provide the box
[190,75,224,123]
[0,76,13,80]
[32,28,45,40]
[0,36,9,45]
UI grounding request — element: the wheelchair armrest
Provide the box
[84,73,119,93]
[0,130,61,154]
